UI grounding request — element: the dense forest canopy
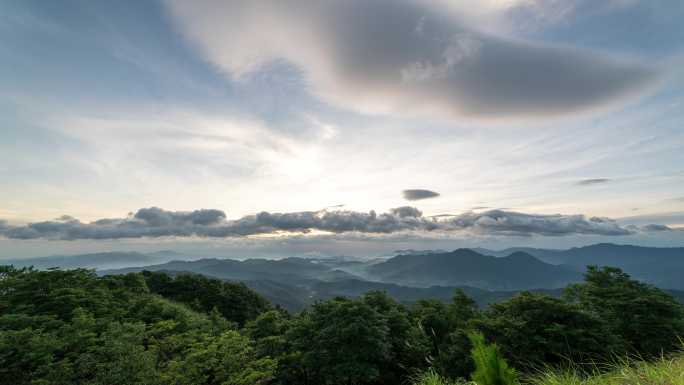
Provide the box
[1,264,683,385]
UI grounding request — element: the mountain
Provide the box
[472,247,547,257]
[311,279,684,308]
[366,249,582,290]
[11,244,684,311]
[480,243,684,289]
[243,279,313,312]
[240,278,684,312]
[0,251,165,270]
[101,257,364,285]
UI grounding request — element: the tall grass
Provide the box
[412,355,684,385]
[411,369,473,385]
[412,340,683,385]
[527,354,684,385]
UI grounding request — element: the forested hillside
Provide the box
[98,248,684,312]
[2,264,683,385]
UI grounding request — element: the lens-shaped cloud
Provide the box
[577,178,612,186]
[403,189,441,201]
[166,0,658,119]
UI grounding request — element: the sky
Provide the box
[1,0,684,258]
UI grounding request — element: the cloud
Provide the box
[0,207,653,240]
[448,210,633,236]
[134,207,226,226]
[618,211,684,227]
[390,206,424,218]
[403,189,441,201]
[576,178,612,185]
[165,0,658,119]
[640,224,672,232]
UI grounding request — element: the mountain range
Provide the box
[0,251,169,270]
[476,243,684,289]
[3,243,683,311]
[367,249,581,290]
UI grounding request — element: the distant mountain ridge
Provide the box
[102,257,358,283]
[366,249,581,290]
[0,251,165,270]
[4,243,684,311]
[478,243,684,289]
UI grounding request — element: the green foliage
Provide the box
[2,264,683,385]
[246,292,431,385]
[363,291,431,384]
[142,270,271,326]
[163,330,276,385]
[411,289,481,379]
[468,332,518,385]
[475,292,620,369]
[293,297,391,384]
[565,266,684,357]
[0,266,273,385]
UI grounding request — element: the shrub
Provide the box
[468,332,518,385]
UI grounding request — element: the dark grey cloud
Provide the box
[134,207,226,226]
[168,0,659,119]
[390,206,423,218]
[577,178,612,186]
[0,207,657,240]
[640,224,672,232]
[448,210,632,236]
[403,189,440,201]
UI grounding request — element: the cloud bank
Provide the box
[1,207,670,241]
[165,0,657,119]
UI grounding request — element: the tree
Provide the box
[73,322,160,385]
[476,292,620,369]
[411,290,481,379]
[362,291,431,384]
[163,330,276,385]
[245,309,291,359]
[565,266,684,357]
[0,267,261,385]
[289,297,391,385]
[141,271,270,326]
